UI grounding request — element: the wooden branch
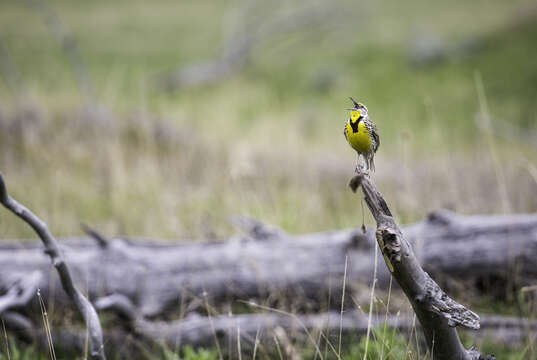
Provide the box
[230,215,287,240]
[82,223,110,248]
[0,172,106,360]
[349,173,492,360]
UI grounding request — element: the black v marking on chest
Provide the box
[350,117,361,133]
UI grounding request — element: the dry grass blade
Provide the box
[203,293,223,360]
[379,276,393,360]
[362,243,379,360]
[474,70,511,214]
[38,289,56,360]
[237,326,242,360]
[338,255,348,357]
[242,301,327,360]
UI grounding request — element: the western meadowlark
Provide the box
[343,97,380,172]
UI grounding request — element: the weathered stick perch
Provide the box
[0,172,106,359]
[349,172,494,360]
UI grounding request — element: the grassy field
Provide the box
[1,0,536,239]
[0,0,536,358]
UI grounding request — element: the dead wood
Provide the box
[349,172,493,359]
[0,172,106,359]
[96,294,537,350]
[0,177,535,358]
[0,210,536,321]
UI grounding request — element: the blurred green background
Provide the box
[1,0,536,240]
[0,0,536,357]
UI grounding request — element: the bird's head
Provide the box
[347,97,368,123]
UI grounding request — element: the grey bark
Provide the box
[349,172,493,360]
[96,294,537,350]
[0,172,106,360]
[1,211,536,320]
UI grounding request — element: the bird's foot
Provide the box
[355,164,368,175]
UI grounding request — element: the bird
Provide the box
[343,97,380,172]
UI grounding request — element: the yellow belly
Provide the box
[346,121,372,153]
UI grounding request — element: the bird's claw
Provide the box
[355,164,369,175]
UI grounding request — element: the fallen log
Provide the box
[0,211,536,318]
[4,307,535,358]
[96,294,537,349]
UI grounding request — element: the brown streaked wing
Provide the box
[370,120,380,153]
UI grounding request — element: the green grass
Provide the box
[1,4,536,239]
[345,327,408,360]
[1,0,537,239]
[0,342,219,360]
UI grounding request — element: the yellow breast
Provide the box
[346,120,372,153]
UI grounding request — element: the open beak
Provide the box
[349,96,360,108]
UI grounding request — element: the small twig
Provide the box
[229,215,287,240]
[81,223,110,248]
[0,172,106,359]
[94,294,137,324]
